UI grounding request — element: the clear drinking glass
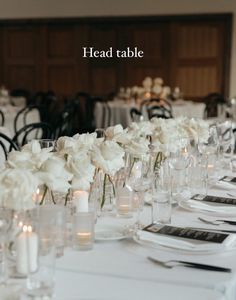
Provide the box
[152,173,172,225]
[34,205,67,257]
[26,243,56,299]
[38,139,56,149]
[168,138,191,202]
[217,121,233,168]
[198,125,219,180]
[188,154,208,197]
[0,208,13,284]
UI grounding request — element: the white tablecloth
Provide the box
[95,100,206,128]
[52,169,236,300]
[0,105,40,137]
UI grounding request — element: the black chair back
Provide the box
[0,132,19,161]
[0,110,5,126]
[14,105,41,134]
[147,105,172,119]
[203,93,226,118]
[10,88,31,106]
[130,108,143,122]
[13,122,53,147]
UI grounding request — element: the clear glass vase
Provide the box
[93,170,116,216]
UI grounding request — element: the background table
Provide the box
[95,100,206,128]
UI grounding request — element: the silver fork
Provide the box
[198,217,223,225]
[147,256,231,272]
[198,217,236,226]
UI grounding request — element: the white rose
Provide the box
[57,136,77,155]
[153,77,164,86]
[7,150,33,169]
[142,77,152,89]
[38,155,73,192]
[152,85,162,95]
[0,168,38,210]
[67,153,95,190]
[73,132,97,151]
[125,137,150,159]
[92,140,124,176]
[105,125,132,145]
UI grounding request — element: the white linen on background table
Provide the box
[94,100,206,128]
[2,105,40,137]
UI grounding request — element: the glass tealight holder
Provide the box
[72,212,95,251]
[116,186,132,218]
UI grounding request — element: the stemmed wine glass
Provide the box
[198,125,219,181]
[0,208,13,284]
[125,152,153,230]
[216,120,233,168]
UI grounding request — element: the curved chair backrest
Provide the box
[13,122,53,147]
[14,105,40,134]
[203,93,225,118]
[130,108,143,122]
[147,105,172,119]
[0,110,5,126]
[0,132,19,161]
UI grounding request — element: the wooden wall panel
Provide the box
[3,26,40,91]
[170,21,227,99]
[47,66,77,95]
[123,23,169,88]
[176,66,218,98]
[90,67,117,95]
[0,14,231,101]
[6,66,36,90]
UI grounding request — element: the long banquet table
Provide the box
[52,169,236,300]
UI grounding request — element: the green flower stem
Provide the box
[108,175,115,197]
[153,152,163,171]
[64,189,71,206]
[51,190,56,204]
[101,173,108,209]
[39,186,48,205]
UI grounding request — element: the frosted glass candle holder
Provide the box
[72,212,94,251]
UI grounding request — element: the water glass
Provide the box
[72,212,95,251]
[152,178,172,225]
[0,208,13,284]
[34,205,67,257]
[38,139,55,150]
[188,155,208,196]
[26,244,56,299]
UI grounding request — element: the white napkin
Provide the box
[186,199,236,214]
[136,230,223,251]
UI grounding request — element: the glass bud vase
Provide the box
[94,170,116,216]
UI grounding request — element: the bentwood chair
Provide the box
[130,108,143,122]
[14,105,41,134]
[0,110,5,126]
[0,132,19,161]
[13,122,53,147]
[147,105,173,119]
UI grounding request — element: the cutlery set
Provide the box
[147,256,231,273]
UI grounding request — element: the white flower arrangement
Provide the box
[0,116,209,210]
[0,168,39,210]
